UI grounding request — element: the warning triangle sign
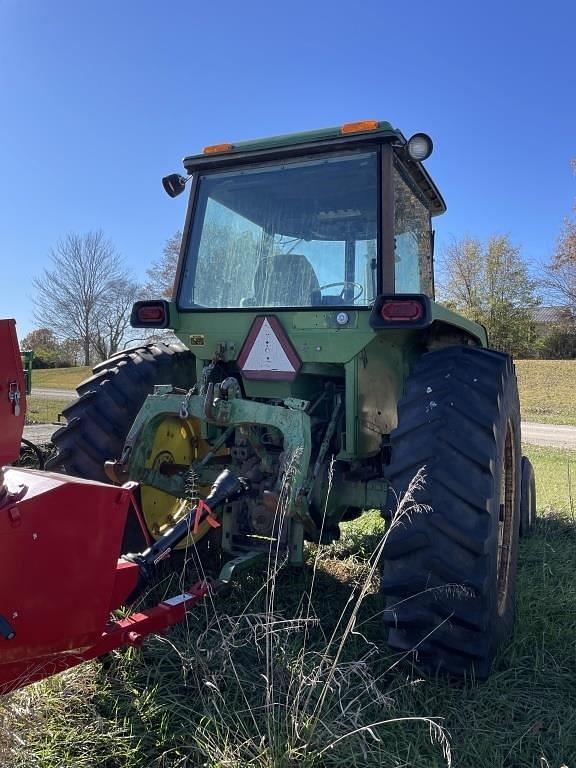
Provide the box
[238,316,301,381]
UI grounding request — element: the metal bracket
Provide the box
[284,398,309,411]
[217,550,263,584]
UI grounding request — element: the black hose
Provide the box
[20,438,45,469]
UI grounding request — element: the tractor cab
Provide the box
[167,120,444,313]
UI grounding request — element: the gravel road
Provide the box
[521,421,576,450]
[22,421,576,450]
[31,388,77,400]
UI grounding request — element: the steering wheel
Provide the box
[318,281,364,302]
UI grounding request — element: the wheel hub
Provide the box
[140,416,215,546]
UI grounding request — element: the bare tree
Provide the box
[33,231,135,365]
[542,159,576,309]
[91,277,143,361]
[437,237,485,324]
[144,231,182,298]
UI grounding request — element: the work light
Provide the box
[406,133,433,161]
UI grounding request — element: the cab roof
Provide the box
[182,120,446,215]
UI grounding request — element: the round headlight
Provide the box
[406,133,433,162]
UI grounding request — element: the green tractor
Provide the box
[48,119,536,678]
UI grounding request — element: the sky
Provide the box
[1,0,575,338]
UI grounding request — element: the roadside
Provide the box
[23,419,576,450]
[31,387,77,400]
[521,421,576,449]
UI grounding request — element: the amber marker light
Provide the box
[203,143,234,154]
[340,120,380,135]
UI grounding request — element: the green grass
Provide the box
[516,359,576,425]
[24,396,72,425]
[28,361,576,426]
[32,366,91,389]
[2,446,575,766]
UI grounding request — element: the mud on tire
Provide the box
[46,342,195,483]
[381,346,521,679]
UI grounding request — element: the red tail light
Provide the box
[380,300,423,322]
[130,301,169,328]
[138,305,165,323]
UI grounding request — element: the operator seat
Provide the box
[254,253,320,307]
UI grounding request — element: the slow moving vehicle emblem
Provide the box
[237,316,301,381]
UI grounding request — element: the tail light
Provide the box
[369,295,430,329]
[381,300,423,322]
[130,300,169,328]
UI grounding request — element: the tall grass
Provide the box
[1,464,452,768]
[154,461,450,767]
[2,445,575,765]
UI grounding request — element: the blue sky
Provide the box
[1,0,574,337]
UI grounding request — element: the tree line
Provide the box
[24,230,179,367]
[438,160,575,358]
[24,161,576,365]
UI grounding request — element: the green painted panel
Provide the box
[184,121,401,164]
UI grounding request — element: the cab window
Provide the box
[393,163,433,296]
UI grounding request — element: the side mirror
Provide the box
[162,174,188,198]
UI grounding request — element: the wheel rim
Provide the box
[497,420,517,615]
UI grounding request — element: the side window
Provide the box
[393,164,433,296]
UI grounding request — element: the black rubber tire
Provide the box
[520,456,536,536]
[381,346,522,679]
[46,342,195,483]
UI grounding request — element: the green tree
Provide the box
[20,328,80,367]
[21,328,61,367]
[438,235,539,357]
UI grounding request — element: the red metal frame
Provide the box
[0,578,211,694]
[0,468,212,695]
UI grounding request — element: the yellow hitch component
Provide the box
[140,415,225,548]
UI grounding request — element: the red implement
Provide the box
[0,468,210,695]
[0,318,214,696]
[0,319,26,465]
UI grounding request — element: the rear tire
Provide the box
[46,342,195,553]
[46,342,195,482]
[381,346,521,678]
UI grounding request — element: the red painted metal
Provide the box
[0,320,26,465]
[0,469,133,661]
[0,468,213,695]
[0,318,215,695]
[0,580,211,694]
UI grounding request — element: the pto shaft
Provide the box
[124,469,249,601]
